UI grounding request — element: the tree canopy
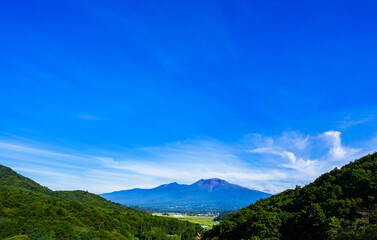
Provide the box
[204,152,377,240]
[0,164,203,240]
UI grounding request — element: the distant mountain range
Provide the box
[101,178,271,212]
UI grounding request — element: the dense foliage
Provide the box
[0,165,203,240]
[0,165,52,195]
[213,211,236,222]
[204,152,377,240]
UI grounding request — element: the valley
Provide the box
[153,213,219,230]
[1,1,375,239]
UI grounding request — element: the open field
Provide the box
[176,215,218,229]
[153,213,218,230]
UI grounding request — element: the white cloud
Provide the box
[0,130,376,195]
[249,147,320,179]
[323,130,359,160]
[246,129,373,191]
[250,147,297,163]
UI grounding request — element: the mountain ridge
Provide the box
[107,178,262,193]
[101,178,271,212]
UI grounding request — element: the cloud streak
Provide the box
[0,130,376,194]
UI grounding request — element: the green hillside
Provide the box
[204,153,377,240]
[0,165,137,212]
[0,164,203,240]
[0,165,52,195]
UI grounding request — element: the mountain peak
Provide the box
[193,178,232,191]
[156,182,181,190]
[196,178,227,183]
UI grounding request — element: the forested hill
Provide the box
[0,164,136,212]
[0,164,52,195]
[204,152,377,240]
[0,164,203,240]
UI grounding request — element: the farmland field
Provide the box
[153,213,218,229]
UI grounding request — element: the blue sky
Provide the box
[1,0,377,194]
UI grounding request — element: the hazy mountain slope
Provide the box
[101,178,271,212]
[0,164,203,240]
[203,153,377,240]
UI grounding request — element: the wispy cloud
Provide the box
[99,140,288,188]
[337,116,375,129]
[250,147,319,175]
[0,130,376,194]
[0,142,84,160]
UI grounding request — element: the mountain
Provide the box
[203,153,377,240]
[101,178,271,212]
[0,164,203,240]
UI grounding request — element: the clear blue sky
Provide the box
[1,0,377,193]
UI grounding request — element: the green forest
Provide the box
[0,165,203,240]
[204,152,377,240]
